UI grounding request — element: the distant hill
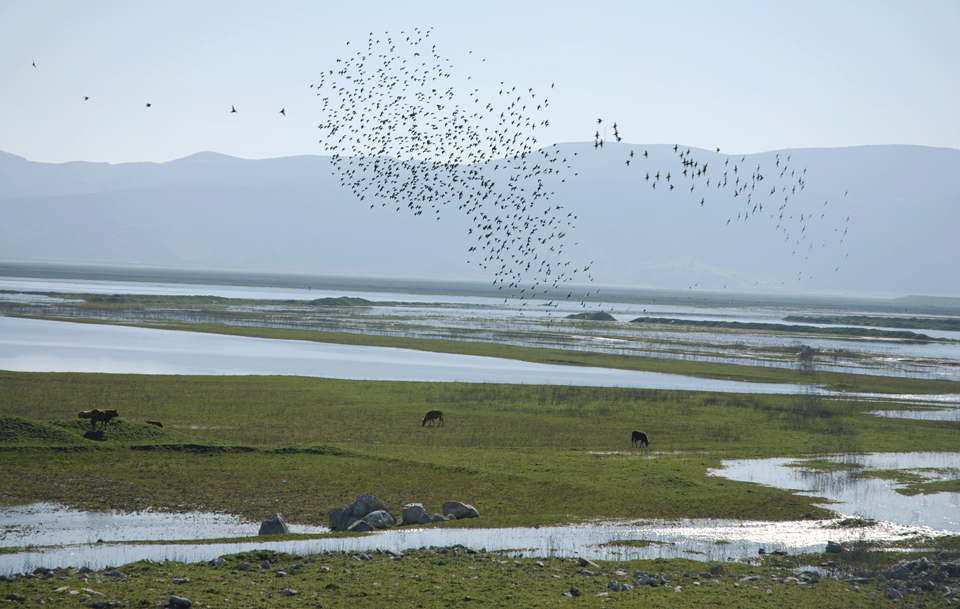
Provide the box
[1,144,957,298]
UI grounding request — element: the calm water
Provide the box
[0,316,806,394]
[0,504,946,576]
[714,452,960,531]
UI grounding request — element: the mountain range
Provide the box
[1,144,957,298]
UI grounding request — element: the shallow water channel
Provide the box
[713,452,960,531]
[0,503,944,576]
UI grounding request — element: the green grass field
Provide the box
[2,372,958,527]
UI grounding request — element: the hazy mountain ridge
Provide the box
[1,144,957,297]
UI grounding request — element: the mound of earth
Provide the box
[565,311,616,321]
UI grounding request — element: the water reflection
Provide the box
[0,503,947,576]
[0,317,805,394]
[714,452,960,531]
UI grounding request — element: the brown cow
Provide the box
[146,420,163,428]
[78,409,120,431]
[631,430,649,448]
[421,410,444,427]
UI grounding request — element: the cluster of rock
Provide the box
[878,553,960,601]
[573,558,671,593]
[326,495,479,532]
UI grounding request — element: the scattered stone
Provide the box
[210,557,226,567]
[636,574,650,586]
[102,572,125,578]
[431,513,445,522]
[562,586,581,597]
[418,512,433,525]
[888,588,904,599]
[238,562,250,571]
[79,567,93,574]
[442,500,479,519]
[166,596,191,609]
[401,503,427,525]
[171,578,190,585]
[710,564,726,577]
[258,513,290,536]
[261,560,271,570]
[825,540,843,553]
[281,589,298,596]
[578,557,600,569]
[5,594,27,602]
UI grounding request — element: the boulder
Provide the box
[431,513,444,522]
[402,503,427,525]
[710,564,726,577]
[166,596,191,609]
[328,508,345,530]
[347,519,374,532]
[442,501,479,519]
[258,513,290,536]
[825,540,843,553]
[335,495,390,531]
[418,512,433,525]
[362,510,396,529]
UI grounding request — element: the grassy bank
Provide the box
[2,547,958,609]
[2,372,958,526]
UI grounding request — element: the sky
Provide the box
[2,1,958,165]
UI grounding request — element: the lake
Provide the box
[0,316,806,394]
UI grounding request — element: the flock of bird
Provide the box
[314,29,852,308]
[314,28,594,311]
[593,134,852,287]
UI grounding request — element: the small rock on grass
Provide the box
[166,596,191,609]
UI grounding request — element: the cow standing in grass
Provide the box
[422,410,444,427]
[631,430,649,448]
[77,409,120,431]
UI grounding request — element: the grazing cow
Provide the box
[421,410,444,427]
[77,409,119,430]
[146,420,163,428]
[631,430,649,448]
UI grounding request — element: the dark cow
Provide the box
[146,420,163,428]
[421,410,444,427]
[631,430,649,448]
[78,409,120,430]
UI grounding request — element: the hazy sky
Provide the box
[2,1,958,164]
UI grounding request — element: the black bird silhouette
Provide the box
[279,108,286,116]
[231,105,237,113]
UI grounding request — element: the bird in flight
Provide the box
[145,103,152,108]
[279,108,286,116]
[83,96,89,101]
[32,58,37,70]
[231,105,237,113]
